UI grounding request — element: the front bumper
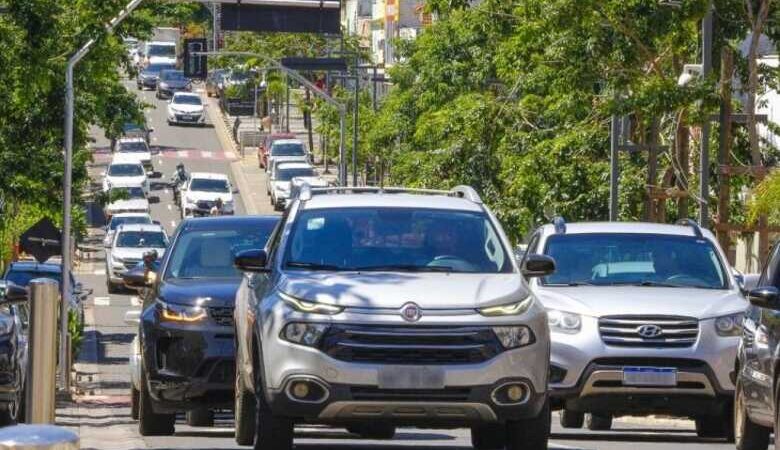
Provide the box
[141,307,235,413]
[257,301,550,425]
[169,112,205,125]
[158,86,190,98]
[549,315,738,415]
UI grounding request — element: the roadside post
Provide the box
[0,424,79,450]
[26,279,60,424]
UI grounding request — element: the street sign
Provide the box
[281,57,347,72]
[19,218,62,264]
[221,1,341,34]
[184,38,208,79]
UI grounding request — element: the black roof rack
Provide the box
[553,216,566,234]
[676,218,703,238]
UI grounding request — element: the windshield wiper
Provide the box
[286,261,344,271]
[353,264,453,273]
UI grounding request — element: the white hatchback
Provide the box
[167,92,206,126]
[103,156,149,195]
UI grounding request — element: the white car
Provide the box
[180,172,235,217]
[265,139,309,173]
[142,41,177,67]
[105,184,150,218]
[285,175,329,208]
[105,223,168,293]
[116,137,153,172]
[267,162,316,210]
[103,213,153,248]
[102,157,149,195]
[167,93,206,126]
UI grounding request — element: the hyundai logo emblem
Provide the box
[637,324,663,339]
[401,303,422,322]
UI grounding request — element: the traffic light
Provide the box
[183,38,208,79]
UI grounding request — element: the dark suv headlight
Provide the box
[157,300,207,323]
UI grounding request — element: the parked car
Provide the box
[233,185,554,450]
[267,162,315,211]
[104,184,150,218]
[258,133,295,169]
[125,216,279,436]
[166,92,205,126]
[116,137,153,172]
[0,281,29,426]
[156,70,191,100]
[180,172,235,218]
[525,219,746,439]
[137,62,176,91]
[205,69,227,98]
[286,175,329,208]
[105,223,168,293]
[265,139,309,173]
[102,157,149,195]
[734,242,780,450]
[103,213,154,248]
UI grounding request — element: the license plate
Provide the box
[622,367,677,387]
[378,366,445,389]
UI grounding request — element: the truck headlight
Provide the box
[493,326,535,349]
[157,301,207,323]
[280,292,344,315]
[715,313,743,337]
[548,309,582,334]
[479,296,533,317]
[281,323,329,347]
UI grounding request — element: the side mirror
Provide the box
[124,310,142,326]
[0,281,28,305]
[522,254,556,278]
[749,287,780,310]
[234,249,269,273]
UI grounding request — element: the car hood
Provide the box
[535,285,748,319]
[292,176,328,187]
[159,278,240,308]
[160,79,190,88]
[118,152,152,163]
[169,104,203,113]
[272,181,291,191]
[278,272,528,309]
[108,199,149,211]
[112,246,165,259]
[270,156,308,165]
[187,192,233,203]
[106,175,147,187]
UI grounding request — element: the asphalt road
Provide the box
[75,81,739,449]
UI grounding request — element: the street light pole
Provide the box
[62,0,145,391]
[699,2,713,227]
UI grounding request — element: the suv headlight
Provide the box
[157,301,207,323]
[715,312,744,337]
[281,323,329,347]
[548,309,582,334]
[493,326,535,349]
[280,292,344,315]
[479,296,533,317]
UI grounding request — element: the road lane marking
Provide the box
[158,159,163,165]
[177,150,189,158]
[94,297,110,306]
[201,151,213,159]
[93,269,106,276]
[225,151,236,159]
[167,204,172,211]
[164,188,169,195]
[170,220,177,228]
[131,296,141,307]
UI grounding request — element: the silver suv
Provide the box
[233,186,554,450]
[527,219,747,438]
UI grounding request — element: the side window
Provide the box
[266,211,291,264]
[520,232,541,266]
[760,244,780,288]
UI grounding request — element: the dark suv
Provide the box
[0,281,28,426]
[130,216,278,436]
[735,243,780,449]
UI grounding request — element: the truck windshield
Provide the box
[148,44,175,58]
[117,231,167,248]
[285,208,513,273]
[542,233,729,289]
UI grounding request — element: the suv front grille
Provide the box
[209,307,234,327]
[598,315,699,348]
[123,259,141,269]
[321,325,503,365]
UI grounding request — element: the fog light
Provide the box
[292,382,310,399]
[507,385,526,402]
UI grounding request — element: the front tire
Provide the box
[506,399,550,450]
[559,409,584,429]
[253,398,293,450]
[470,424,505,449]
[234,359,256,446]
[735,381,769,449]
[138,371,176,436]
[347,423,396,440]
[186,409,214,427]
[130,386,140,420]
[585,413,612,431]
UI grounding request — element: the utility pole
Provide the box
[609,113,620,221]
[352,56,359,186]
[699,3,713,227]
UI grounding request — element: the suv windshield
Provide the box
[109,216,151,230]
[277,167,314,181]
[285,208,513,273]
[148,45,175,58]
[144,64,174,75]
[165,225,276,280]
[161,70,186,81]
[190,178,229,193]
[117,231,167,248]
[173,95,201,105]
[118,141,148,153]
[271,143,305,157]
[110,187,145,200]
[543,233,728,289]
[108,164,144,177]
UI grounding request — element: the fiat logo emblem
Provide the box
[637,324,663,339]
[401,303,422,322]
